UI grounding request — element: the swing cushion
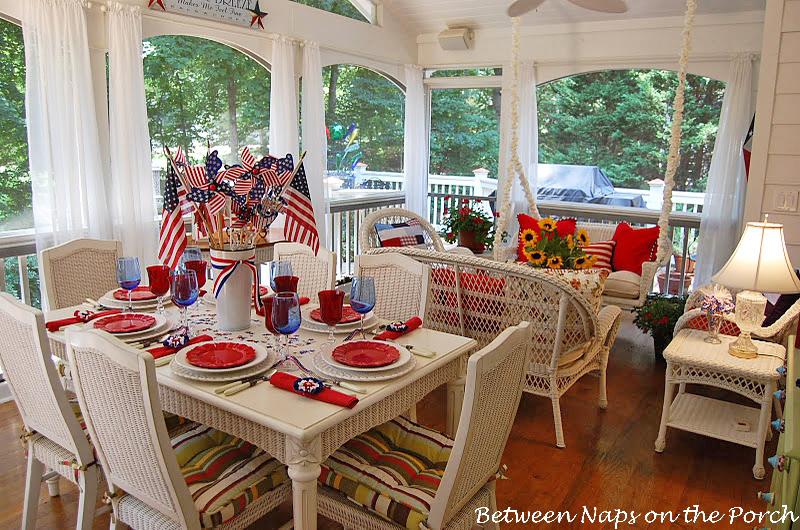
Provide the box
[516,214,577,262]
[611,223,659,275]
[375,220,426,248]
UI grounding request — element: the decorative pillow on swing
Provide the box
[611,222,659,275]
[375,220,426,248]
[515,213,577,262]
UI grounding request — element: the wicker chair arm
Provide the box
[638,260,660,304]
[597,304,622,348]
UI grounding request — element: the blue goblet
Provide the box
[272,292,301,360]
[116,257,141,312]
[350,276,375,339]
[171,270,199,334]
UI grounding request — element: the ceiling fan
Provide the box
[507,0,627,17]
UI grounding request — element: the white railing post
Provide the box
[17,255,31,305]
[353,162,368,188]
[647,179,665,210]
[472,168,493,217]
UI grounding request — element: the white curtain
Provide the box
[403,65,427,216]
[301,42,329,250]
[694,55,753,286]
[107,4,158,267]
[269,37,299,158]
[23,0,112,252]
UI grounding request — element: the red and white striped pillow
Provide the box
[582,240,615,271]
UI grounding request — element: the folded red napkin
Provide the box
[255,296,310,316]
[46,309,122,333]
[374,317,422,341]
[146,334,214,360]
[269,372,359,408]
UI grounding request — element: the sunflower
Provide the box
[576,229,590,246]
[565,234,575,249]
[548,256,564,269]
[573,256,592,269]
[588,254,599,265]
[525,250,547,266]
[520,229,539,245]
[538,217,556,232]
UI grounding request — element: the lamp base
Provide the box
[728,331,759,359]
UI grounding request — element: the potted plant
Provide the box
[632,294,688,360]
[440,198,500,253]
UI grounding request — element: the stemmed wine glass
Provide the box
[350,276,375,340]
[183,259,208,311]
[272,292,301,360]
[263,296,281,351]
[270,261,293,293]
[116,257,141,313]
[318,289,344,350]
[180,246,202,271]
[171,270,199,334]
[146,264,170,314]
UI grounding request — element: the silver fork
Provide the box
[287,355,366,394]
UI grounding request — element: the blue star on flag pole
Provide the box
[248,0,268,28]
[148,0,166,10]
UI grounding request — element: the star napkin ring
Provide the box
[386,321,409,333]
[293,377,324,395]
[162,330,190,349]
[74,309,97,322]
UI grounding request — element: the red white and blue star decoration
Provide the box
[248,0,268,29]
[293,377,324,395]
[148,0,166,10]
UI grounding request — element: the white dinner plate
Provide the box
[173,342,272,375]
[321,340,411,373]
[85,313,169,338]
[299,305,378,334]
[99,291,164,310]
[169,351,276,383]
[311,351,417,382]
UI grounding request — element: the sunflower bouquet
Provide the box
[521,217,595,270]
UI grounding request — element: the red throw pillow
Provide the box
[516,214,577,262]
[611,222,659,274]
[581,240,615,271]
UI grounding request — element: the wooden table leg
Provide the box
[655,362,676,453]
[754,381,776,480]
[286,437,322,530]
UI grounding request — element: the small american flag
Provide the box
[283,161,319,253]
[173,148,194,216]
[158,167,188,269]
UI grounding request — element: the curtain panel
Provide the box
[301,42,329,250]
[403,65,427,216]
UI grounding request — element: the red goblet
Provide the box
[273,275,299,294]
[146,264,170,314]
[263,296,280,349]
[318,290,344,349]
[184,260,207,311]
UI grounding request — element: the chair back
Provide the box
[355,252,430,322]
[427,322,531,529]
[359,207,446,253]
[66,328,198,529]
[272,243,336,303]
[0,293,94,465]
[40,238,123,310]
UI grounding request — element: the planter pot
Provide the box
[210,247,257,331]
[653,332,670,361]
[657,271,693,295]
[458,229,487,254]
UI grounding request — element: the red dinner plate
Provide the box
[310,305,361,324]
[186,342,256,369]
[113,287,157,301]
[93,314,156,334]
[332,341,399,368]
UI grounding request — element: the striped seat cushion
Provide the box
[319,416,453,530]
[170,425,288,528]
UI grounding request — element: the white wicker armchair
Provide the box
[273,242,336,303]
[65,328,291,530]
[359,207,472,255]
[0,292,101,529]
[370,247,622,448]
[317,322,531,530]
[355,252,430,323]
[40,238,123,310]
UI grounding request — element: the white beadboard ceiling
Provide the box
[380,0,766,36]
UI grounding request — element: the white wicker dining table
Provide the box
[46,304,477,529]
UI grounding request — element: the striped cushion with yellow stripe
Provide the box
[171,425,288,528]
[319,416,453,530]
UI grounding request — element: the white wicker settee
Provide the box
[369,247,623,448]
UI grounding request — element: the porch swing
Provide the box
[493,0,698,310]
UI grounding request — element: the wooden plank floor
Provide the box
[0,314,776,529]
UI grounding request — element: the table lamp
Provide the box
[711,219,800,359]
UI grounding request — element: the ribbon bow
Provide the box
[210,252,263,312]
[293,377,324,395]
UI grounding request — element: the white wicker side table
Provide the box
[655,328,785,479]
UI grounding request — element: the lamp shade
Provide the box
[712,221,800,294]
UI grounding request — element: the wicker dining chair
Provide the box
[355,252,430,323]
[0,292,102,530]
[272,242,336,303]
[40,238,123,310]
[317,322,531,530]
[65,328,292,530]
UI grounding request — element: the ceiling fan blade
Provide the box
[566,0,628,13]
[507,0,547,17]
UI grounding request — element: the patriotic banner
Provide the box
[283,161,320,254]
[210,252,263,312]
[743,114,755,180]
[158,167,188,270]
[148,0,268,29]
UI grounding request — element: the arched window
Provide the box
[322,64,404,190]
[143,35,271,187]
